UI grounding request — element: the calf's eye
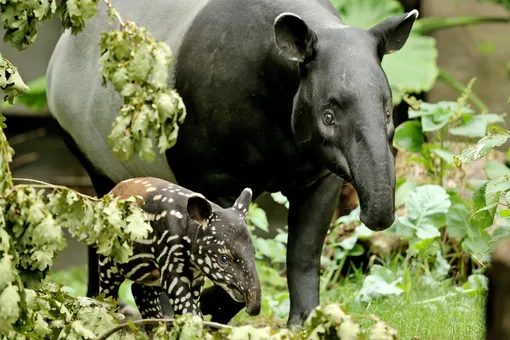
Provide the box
[220,255,229,264]
[322,110,335,125]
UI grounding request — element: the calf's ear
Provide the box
[187,195,212,226]
[274,12,318,63]
[233,188,252,218]
[368,9,419,58]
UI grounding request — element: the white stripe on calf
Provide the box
[126,262,150,277]
[167,277,179,293]
[157,246,169,262]
[129,253,155,261]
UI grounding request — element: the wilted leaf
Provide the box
[368,321,398,340]
[454,125,510,166]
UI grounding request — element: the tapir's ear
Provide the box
[233,188,252,217]
[368,9,419,58]
[187,195,212,226]
[274,12,317,63]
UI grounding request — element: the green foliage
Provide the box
[0,0,99,51]
[393,80,504,185]
[330,0,439,104]
[98,9,186,162]
[394,185,451,247]
[2,1,186,162]
[5,282,123,339]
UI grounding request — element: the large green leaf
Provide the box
[394,185,451,241]
[446,203,471,239]
[448,114,505,138]
[330,0,439,104]
[393,121,424,153]
[484,160,510,180]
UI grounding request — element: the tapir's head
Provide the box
[186,188,261,316]
[273,10,419,231]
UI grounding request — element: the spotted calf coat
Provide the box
[99,177,261,319]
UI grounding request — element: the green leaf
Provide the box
[247,204,269,232]
[461,229,491,259]
[395,179,418,208]
[395,185,451,242]
[454,125,510,166]
[446,203,471,239]
[432,149,456,165]
[484,160,510,180]
[393,121,424,153]
[356,265,403,302]
[270,192,289,209]
[449,114,505,138]
[472,182,498,229]
[382,35,439,104]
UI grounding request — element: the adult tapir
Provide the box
[46,0,418,327]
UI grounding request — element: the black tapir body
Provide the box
[101,177,260,319]
[46,0,418,326]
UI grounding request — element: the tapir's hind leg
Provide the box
[98,255,123,298]
[131,283,165,319]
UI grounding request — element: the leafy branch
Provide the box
[1,0,186,162]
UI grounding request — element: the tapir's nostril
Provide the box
[360,208,395,232]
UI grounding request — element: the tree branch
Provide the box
[96,318,231,340]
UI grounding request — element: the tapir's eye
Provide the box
[386,110,391,123]
[322,110,335,125]
[220,255,229,264]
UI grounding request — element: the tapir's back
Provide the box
[46,0,209,184]
[47,0,340,187]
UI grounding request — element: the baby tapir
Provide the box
[98,177,261,319]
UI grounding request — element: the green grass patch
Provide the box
[49,262,486,339]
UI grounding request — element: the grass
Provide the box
[49,263,486,340]
[322,278,485,340]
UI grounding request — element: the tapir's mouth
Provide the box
[216,282,244,302]
[228,286,244,302]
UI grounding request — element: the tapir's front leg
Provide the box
[162,275,202,316]
[285,173,343,327]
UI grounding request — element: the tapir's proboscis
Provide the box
[47,0,418,327]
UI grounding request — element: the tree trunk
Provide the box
[486,236,510,339]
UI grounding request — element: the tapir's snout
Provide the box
[360,206,395,231]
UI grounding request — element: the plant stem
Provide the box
[414,16,509,35]
[102,0,125,26]
[11,177,99,201]
[439,127,446,186]
[438,70,488,113]
[96,318,231,340]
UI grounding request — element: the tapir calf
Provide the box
[99,177,261,319]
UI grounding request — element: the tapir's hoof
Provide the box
[118,304,141,321]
